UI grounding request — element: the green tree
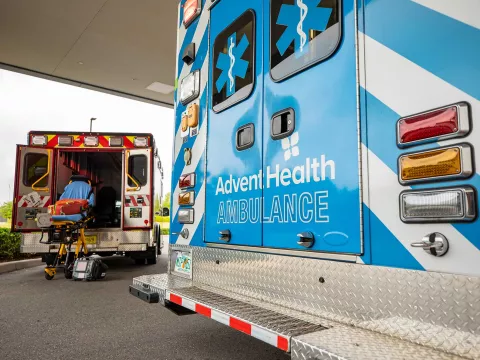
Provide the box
[0,201,13,221]
[162,192,171,209]
[154,195,161,213]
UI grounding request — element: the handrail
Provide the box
[126,151,141,192]
[31,149,51,192]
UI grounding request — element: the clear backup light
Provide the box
[180,70,200,105]
[58,136,73,146]
[178,208,194,224]
[134,137,148,147]
[31,135,47,146]
[109,137,123,147]
[183,0,201,27]
[401,187,476,223]
[397,102,470,148]
[84,136,98,147]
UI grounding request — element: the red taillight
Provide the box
[179,173,196,189]
[397,103,470,147]
[183,0,201,27]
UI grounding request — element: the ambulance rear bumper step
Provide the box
[131,274,463,359]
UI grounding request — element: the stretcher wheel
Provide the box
[45,273,54,280]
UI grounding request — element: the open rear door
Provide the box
[12,146,54,232]
[123,148,153,229]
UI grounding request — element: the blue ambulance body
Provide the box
[133,1,480,358]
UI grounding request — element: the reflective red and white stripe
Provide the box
[17,195,51,208]
[166,291,290,352]
[124,195,151,207]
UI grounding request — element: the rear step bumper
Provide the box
[130,274,463,360]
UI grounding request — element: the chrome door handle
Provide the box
[172,229,189,239]
[297,231,315,248]
[411,233,449,257]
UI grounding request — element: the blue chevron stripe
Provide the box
[366,206,424,270]
[363,88,480,250]
[365,0,480,100]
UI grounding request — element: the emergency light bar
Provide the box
[180,70,200,105]
[134,137,148,147]
[58,136,73,146]
[397,103,470,148]
[400,187,476,223]
[179,173,196,189]
[399,144,473,185]
[179,191,195,206]
[84,136,99,147]
[109,137,123,147]
[183,0,201,27]
[31,135,47,146]
[178,209,194,224]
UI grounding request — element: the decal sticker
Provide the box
[276,0,332,57]
[24,191,42,207]
[174,252,192,275]
[215,32,250,97]
[281,132,300,161]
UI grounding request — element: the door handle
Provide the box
[271,108,295,140]
[219,230,231,242]
[410,233,449,257]
[297,231,315,248]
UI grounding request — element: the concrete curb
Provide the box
[0,258,42,275]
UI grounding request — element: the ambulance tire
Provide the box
[147,255,157,265]
[134,258,145,265]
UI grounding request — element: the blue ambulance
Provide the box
[131,1,480,358]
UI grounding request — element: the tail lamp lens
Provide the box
[183,0,201,27]
[179,191,195,206]
[134,137,148,147]
[178,209,194,224]
[84,136,99,146]
[401,187,476,222]
[31,135,47,146]
[399,145,472,184]
[179,173,196,189]
[109,137,123,147]
[180,70,200,105]
[397,103,470,148]
[58,136,73,146]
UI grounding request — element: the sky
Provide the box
[0,69,174,204]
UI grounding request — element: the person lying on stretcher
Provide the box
[50,175,95,223]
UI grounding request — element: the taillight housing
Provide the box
[400,187,476,223]
[179,191,195,206]
[398,144,473,185]
[183,0,201,27]
[178,209,194,224]
[397,103,470,148]
[31,135,47,146]
[134,137,148,147]
[109,137,123,147]
[179,173,196,189]
[84,136,99,147]
[58,136,73,146]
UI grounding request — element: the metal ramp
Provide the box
[130,273,467,360]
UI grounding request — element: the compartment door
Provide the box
[123,148,153,229]
[205,1,264,246]
[12,146,54,232]
[262,0,362,254]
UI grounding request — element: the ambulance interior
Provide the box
[56,151,123,229]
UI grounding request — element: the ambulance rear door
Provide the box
[12,145,55,232]
[262,0,362,254]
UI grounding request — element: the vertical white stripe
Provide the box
[365,144,480,276]
[412,0,480,30]
[211,310,230,326]
[361,33,480,174]
[251,326,278,347]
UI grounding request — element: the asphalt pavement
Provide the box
[0,252,288,360]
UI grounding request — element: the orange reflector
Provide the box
[188,103,199,128]
[399,145,472,184]
[179,191,195,206]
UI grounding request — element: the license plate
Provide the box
[84,235,97,244]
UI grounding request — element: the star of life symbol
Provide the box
[215,32,250,97]
[276,0,333,57]
[282,132,300,161]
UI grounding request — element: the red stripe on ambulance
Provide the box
[166,292,290,352]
